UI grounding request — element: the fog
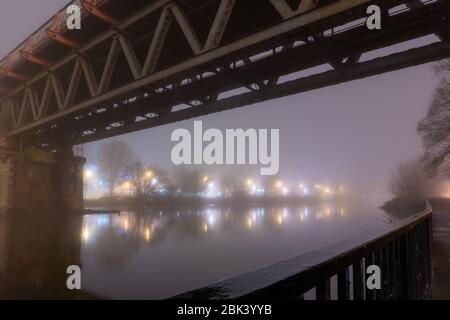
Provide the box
[84,62,437,205]
[0,0,439,205]
[1,1,447,302]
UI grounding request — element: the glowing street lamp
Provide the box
[83,168,96,199]
[246,179,256,195]
[84,169,93,179]
[122,181,132,196]
[145,170,154,179]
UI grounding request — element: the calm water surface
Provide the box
[0,203,395,299]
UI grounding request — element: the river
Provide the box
[0,203,396,299]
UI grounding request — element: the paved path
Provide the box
[432,204,450,299]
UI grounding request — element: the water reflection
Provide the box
[83,205,348,246]
[0,204,391,299]
[0,214,83,299]
[80,204,388,299]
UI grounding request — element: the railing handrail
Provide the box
[173,202,432,299]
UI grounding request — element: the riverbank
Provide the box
[85,194,343,211]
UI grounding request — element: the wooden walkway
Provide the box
[432,203,450,299]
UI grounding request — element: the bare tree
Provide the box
[389,159,429,200]
[127,161,171,197]
[97,140,134,196]
[172,167,203,197]
[417,59,450,177]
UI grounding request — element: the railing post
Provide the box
[426,215,433,299]
[364,253,376,300]
[316,279,331,300]
[373,248,383,300]
[338,267,350,300]
[352,259,365,300]
[399,232,411,299]
[381,245,390,299]
[409,229,418,299]
[392,239,400,299]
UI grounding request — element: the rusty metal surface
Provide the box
[0,0,111,75]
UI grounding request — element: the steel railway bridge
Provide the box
[0,0,449,150]
[0,0,449,299]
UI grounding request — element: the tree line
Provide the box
[96,140,206,198]
[387,59,450,208]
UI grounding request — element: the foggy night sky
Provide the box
[0,0,440,203]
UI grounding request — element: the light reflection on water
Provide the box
[79,204,392,299]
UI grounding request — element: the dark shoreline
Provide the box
[85,195,344,212]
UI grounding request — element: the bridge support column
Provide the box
[0,149,15,214]
[0,148,85,215]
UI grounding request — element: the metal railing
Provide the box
[174,203,433,300]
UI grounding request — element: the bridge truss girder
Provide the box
[0,0,449,149]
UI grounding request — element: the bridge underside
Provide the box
[0,0,449,149]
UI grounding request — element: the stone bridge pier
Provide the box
[0,147,85,215]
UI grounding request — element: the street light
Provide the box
[302,187,309,196]
[123,181,132,196]
[83,169,94,199]
[145,170,154,179]
[84,169,93,179]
